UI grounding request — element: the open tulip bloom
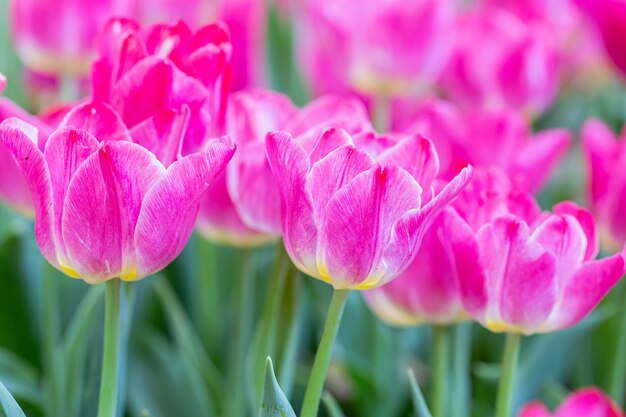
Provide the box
[519,387,624,417]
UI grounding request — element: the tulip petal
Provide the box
[518,402,552,417]
[319,164,422,289]
[478,216,557,333]
[581,119,617,203]
[59,101,131,142]
[62,141,165,282]
[226,140,282,235]
[515,128,571,192]
[554,388,623,417]
[135,137,235,277]
[0,98,53,146]
[130,106,189,167]
[0,73,5,93]
[308,128,354,164]
[532,213,587,290]
[308,144,374,226]
[552,252,624,330]
[0,119,56,264]
[266,131,318,276]
[377,134,439,191]
[382,165,473,281]
[553,201,599,261]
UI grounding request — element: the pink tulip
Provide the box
[0,101,235,283]
[581,119,626,250]
[294,0,455,97]
[92,18,232,154]
[0,74,5,93]
[441,8,560,115]
[266,127,472,290]
[577,0,626,77]
[197,91,373,246]
[10,0,133,75]
[396,98,570,193]
[519,387,624,417]
[449,200,624,334]
[364,168,538,325]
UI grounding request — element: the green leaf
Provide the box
[408,369,433,417]
[322,391,346,417]
[258,357,296,417]
[0,378,27,417]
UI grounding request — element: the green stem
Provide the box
[609,281,626,405]
[494,333,521,417]
[300,289,350,417]
[432,325,450,417]
[253,243,290,402]
[373,95,391,133]
[451,324,471,417]
[197,235,218,349]
[97,280,123,417]
[42,263,61,417]
[228,250,255,417]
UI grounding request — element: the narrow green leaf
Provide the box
[408,369,433,417]
[322,391,346,417]
[0,378,27,417]
[258,357,296,417]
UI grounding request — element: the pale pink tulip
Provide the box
[519,387,624,417]
[0,101,235,283]
[266,128,472,290]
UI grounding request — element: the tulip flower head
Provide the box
[197,91,373,247]
[266,128,472,290]
[364,168,536,326]
[519,387,624,417]
[397,99,570,193]
[441,8,560,115]
[295,0,455,97]
[0,101,235,283]
[450,200,624,334]
[582,118,626,250]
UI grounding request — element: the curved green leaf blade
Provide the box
[408,369,433,417]
[258,357,296,417]
[323,391,346,417]
[0,378,26,417]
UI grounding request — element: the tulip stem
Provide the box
[300,289,350,417]
[432,325,450,417]
[97,279,123,417]
[609,281,626,405]
[494,333,521,417]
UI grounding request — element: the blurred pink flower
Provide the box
[449,200,624,334]
[197,91,372,246]
[441,8,560,115]
[295,0,455,97]
[365,168,530,325]
[266,128,472,290]
[0,101,235,283]
[10,0,133,75]
[519,387,624,417]
[92,18,232,155]
[581,119,626,250]
[0,74,5,93]
[577,0,626,77]
[396,98,570,193]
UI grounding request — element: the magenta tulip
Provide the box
[0,101,235,283]
[519,387,624,417]
[582,119,626,250]
[266,128,472,290]
[397,98,570,193]
[449,200,624,334]
[364,168,537,325]
[441,8,560,115]
[294,0,455,97]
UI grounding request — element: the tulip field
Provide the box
[2,0,626,416]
